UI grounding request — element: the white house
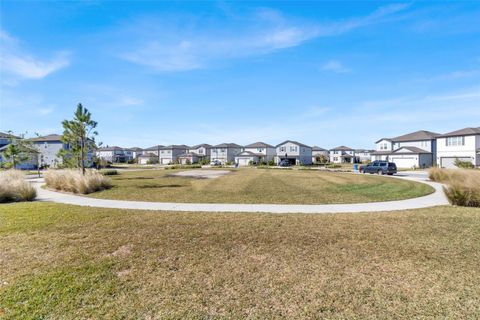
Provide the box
[96,146,133,163]
[236,142,276,166]
[138,152,158,164]
[275,141,312,165]
[312,146,329,163]
[210,143,243,164]
[329,146,355,163]
[354,149,374,163]
[371,130,439,168]
[159,145,190,165]
[436,127,480,168]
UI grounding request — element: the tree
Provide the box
[61,103,98,175]
[0,132,37,169]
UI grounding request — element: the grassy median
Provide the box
[1,203,479,319]
[87,168,434,204]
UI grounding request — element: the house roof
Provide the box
[30,134,63,142]
[390,130,440,142]
[330,145,354,151]
[0,132,20,139]
[275,140,311,148]
[138,152,157,158]
[213,143,243,148]
[189,143,212,149]
[371,146,431,155]
[97,146,126,151]
[312,146,328,151]
[129,147,144,151]
[235,151,260,157]
[160,144,190,150]
[374,138,393,144]
[144,145,164,151]
[355,149,374,153]
[244,142,274,148]
[438,127,480,138]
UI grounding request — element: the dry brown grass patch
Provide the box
[44,169,112,194]
[429,168,480,207]
[0,170,36,203]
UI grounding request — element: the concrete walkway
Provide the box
[30,171,449,214]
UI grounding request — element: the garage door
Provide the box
[161,158,170,165]
[237,158,251,166]
[391,157,416,169]
[440,157,471,169]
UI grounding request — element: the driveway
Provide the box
[29,171,449,214]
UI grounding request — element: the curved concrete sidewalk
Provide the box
[29,172,449,214]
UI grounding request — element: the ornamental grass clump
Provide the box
[429,167,480,207]
[0,170,36,203]
[44,169,112,194]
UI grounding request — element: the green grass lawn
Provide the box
[87,168,434,204]
[1,203,479,319]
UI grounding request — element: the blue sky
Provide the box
[0,1,479,149]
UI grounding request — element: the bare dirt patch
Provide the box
[170,170,231,179]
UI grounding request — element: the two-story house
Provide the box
[129,147,144,159]
[436,127,480,168]
[354,149,374,163]
[159,145,190,165]
[371,130,440,168]
[0,132,38,169]
[177,144,212,164]
[329,146,355,163]
[210,143,243,164]
[274,141,312,165]
[311,146,329,164]
[235,142,276,166]
[31,134,76,168]
[96,146,133,163]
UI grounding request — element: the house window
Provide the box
[333,157,338,161]
[289,146,297,152]
[446,136,465,146]
[257,148,263,152]
[221,148,226,153]
[280,146,285,152]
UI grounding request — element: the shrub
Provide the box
[267,159,275,166]
[428,168,480,207]
[101,169,118,176]
[165,164,202,170]
[0,170,36,203]
[44,169,112,194]
[454,158,474,169]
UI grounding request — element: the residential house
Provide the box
[129,147,144,159]
[210,143,243,164]
[0,132,38,169]
[31,134,75,168]
[138,152,158,165]
[178,144,212,164]
[329,146,355,163]
[0,132,18,165]
[96,146,133,163]
[159,145,190,165]
[235,142,276,166]
[371,130,440,168]
[311,146,329,164]
[354,149,374,163]
[275,141,312,165]
[436,127,480,168]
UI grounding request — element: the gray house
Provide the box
[210,143,243,164]
[31,134,74,168]
[312,146,329,163]
[275,141,312,165]
[371,130,440,168]
[95,146,133,163]
[159,145,190,164]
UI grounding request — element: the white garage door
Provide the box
[237,158,251,166]
[161,158,170,165]
[391,157,417,169]
[440,157,471,169]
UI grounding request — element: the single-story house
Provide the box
[138,152,158,164]
[312,146,329,163]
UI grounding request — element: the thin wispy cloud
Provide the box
[321,60,351,73]
[0,30,70,81]
[116,4,410,72]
